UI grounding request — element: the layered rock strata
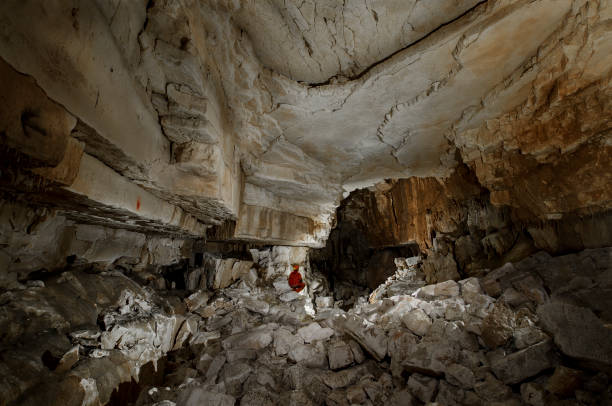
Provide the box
[1,1,609,247]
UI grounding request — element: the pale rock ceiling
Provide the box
[0,0,610,247]
[234,0,483,84]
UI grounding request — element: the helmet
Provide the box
[292,264,299,271]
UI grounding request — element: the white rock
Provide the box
[315,296,334,309]
[288,343,327,368]
[242,268,258,287]
[279,290,300,302]
[416,280,460,299]
[273,328,304,356]
[273,278,292,294]
[341,314,387,361]
[444,299,467,321]
[402,308,432,336]
[241,297,270,315]
[222,330,273,351]
[460,277,483,302]
[297,322,335,343]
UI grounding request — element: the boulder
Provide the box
[176,387,235,406]
[315,296,334,309]
[241,297,270,315]
[546,366,583,397]
[490,340,556,385]
[520,382,547,406]
[222,329,273,351]
[273,328,304,356]
[288,343,327,368]
[407,373,438,403]
[537,302,612,371]
[401,308,432,336]
[346,385,367,404]
[446,363,475,389]
[416,280,460,299]
[480,302,515,348]
[297,322,335,343]
[341,315,387,361]
[473,373,512,402]
[328,340,354,370]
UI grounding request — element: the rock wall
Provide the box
[317,162,612,287]
[0,200,194,288]
[1,1,609,247]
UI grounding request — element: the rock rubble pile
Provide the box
[1,247,611,406]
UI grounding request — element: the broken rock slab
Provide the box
[407,373,438,403]
[401,308,432,336]
[537,302,612,371]
[327,340,354,370]
[340,314,388,361]
[273,328,304,356]
[288,343,327,368]
[176,387,235,406]
[222,328,274,351]
[490,340,557,385]
[297,322,335,343]
[415,280,460,299]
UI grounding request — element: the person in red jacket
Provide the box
[288,264,305,292]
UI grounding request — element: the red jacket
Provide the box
[288,270,305,292]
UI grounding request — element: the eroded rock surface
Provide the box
[0,1,610,248]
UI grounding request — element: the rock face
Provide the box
[0,1,610,249]
[0,2,612,404]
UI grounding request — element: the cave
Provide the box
[1,1,611,405]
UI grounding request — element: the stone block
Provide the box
[537,302,612,371]
[328,340,354,370]
[407,373,438,403]
[401,308,432,336]
[491,340,556,385]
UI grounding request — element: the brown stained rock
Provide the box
[446,363,476,389]
[480,302,515,348]
[346,385,367,404]
[520,381,547,406]
[0,58,75,168]
[184,290,210,312]
[54,345,80,374]
[546,366,584,397]
[31,137,84,186]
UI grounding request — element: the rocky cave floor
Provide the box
[1,247,612,406]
